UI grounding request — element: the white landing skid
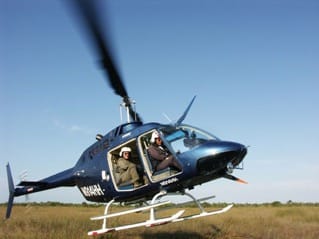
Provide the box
[88,191,233,236]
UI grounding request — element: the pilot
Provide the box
[117,146,142,188]
[147,131,182,172]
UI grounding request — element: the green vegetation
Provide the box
[0,203,318,239]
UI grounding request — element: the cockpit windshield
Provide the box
[161,124,219,154]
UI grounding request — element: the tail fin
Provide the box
[6,163,15,219]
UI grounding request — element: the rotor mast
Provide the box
[120,97,137,123]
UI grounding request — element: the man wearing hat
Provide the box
[148,131,182,172]
[117,146,141,188]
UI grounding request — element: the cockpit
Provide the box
[161,124,220,154]
[107,124,221,191]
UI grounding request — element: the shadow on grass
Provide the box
[96,224,223,239]
[140,225,223,239]
[141,231,203,239]
[95,231,204,239]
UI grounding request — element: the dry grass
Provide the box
[0,204,318,239]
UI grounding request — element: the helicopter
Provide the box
[5,0,248,236]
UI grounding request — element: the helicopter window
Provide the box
[165,130,186,142]
[119,122,142,135]
[162,125,219,153]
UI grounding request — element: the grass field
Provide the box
[1,203,318,239]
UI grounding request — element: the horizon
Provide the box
[1,0,318,204]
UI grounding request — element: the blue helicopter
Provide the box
[5,0,248,235]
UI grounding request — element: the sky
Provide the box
[1,0,318,205]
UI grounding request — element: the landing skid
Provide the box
[88,191,233,236]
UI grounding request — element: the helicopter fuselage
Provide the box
[73,122,247,203]
[12,122,246,205]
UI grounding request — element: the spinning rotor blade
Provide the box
[71,0,142,122]
[72,0,126,97]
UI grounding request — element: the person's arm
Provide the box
[148,146,166,161]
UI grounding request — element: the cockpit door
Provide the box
[107,139,147,191]
[137,130,181,182]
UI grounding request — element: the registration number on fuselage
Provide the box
[80,183,104,197]
[160,177,179,186]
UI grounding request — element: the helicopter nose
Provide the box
[196,141,247,175]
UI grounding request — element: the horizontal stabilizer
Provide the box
[18,181,48,187]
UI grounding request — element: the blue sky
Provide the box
[1,0,318,204]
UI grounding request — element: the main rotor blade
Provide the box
[70,0,142,122]
[71,0,128,98]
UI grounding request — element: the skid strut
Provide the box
[88,190,232,236]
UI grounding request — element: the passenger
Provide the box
[117,147,141,188]
[147,131,182,172]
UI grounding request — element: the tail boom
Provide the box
[5,163,76,219]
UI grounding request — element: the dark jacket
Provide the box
[147,144,169,169]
